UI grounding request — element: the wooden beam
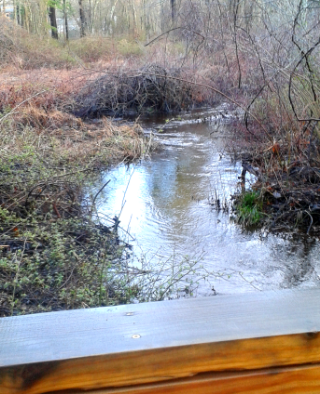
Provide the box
[79,364,320,394]
[1,289,320,393]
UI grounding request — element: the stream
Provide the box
[98,106,320,296]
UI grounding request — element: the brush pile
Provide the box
[72,64,201,118]
[259,163,320,234]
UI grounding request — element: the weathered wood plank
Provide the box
[1,289,320,393]
[2,288,320,368]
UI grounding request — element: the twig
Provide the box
[53,202,61,218]
[145,26,205,47]
[239,272,262,291]
[305,210,313,235]
[92,180,111,207]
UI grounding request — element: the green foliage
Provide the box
[236,191,263,226]
[0,199,135,315]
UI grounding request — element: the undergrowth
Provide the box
[0,89,158,317]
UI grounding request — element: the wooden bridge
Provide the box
[1,288,320,393]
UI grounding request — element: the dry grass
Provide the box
[0,16,145,70]
[0,36,152,164]
[1,108,148,167]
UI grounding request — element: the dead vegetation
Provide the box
[0,16,143,69]
[8,108,147,162]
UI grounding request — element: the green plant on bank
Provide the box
[0,207,131,316]
[0,203,214,316]
[236,191,263,226]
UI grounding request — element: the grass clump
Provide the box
[235,191,263,226]
[0,134,125,317]
[0,209,130,316]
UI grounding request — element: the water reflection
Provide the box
[99,112,320,295]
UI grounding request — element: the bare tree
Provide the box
[170,0,176,23]
[79,0,86,37]
[63,0,69,40]
[48,2,58,39]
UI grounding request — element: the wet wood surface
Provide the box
[1,289,320,393]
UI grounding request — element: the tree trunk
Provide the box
[13,0,17,23]
[16,4,20,25]
[17,4,24,27]
[48,6,58,39]
[79,0,86,37]
[170,0,176,23]
[63,0,69,40]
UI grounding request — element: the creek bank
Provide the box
[0,57,220,317]
[234,147,320,235]
[0,107,156,317]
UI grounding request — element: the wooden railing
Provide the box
[1,288,320,393]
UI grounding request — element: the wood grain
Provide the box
[1,289,320,393]
[78,364,320,394]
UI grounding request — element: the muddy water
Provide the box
[99,107,320,296]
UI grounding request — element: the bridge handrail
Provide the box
[1,288,320,393]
